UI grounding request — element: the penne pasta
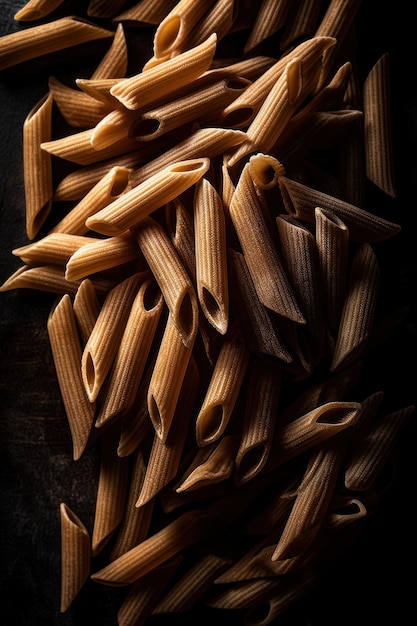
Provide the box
[59,503,90,613]
[114,0,179,26]
[152,0,214,58]
[48,76,111,128]
[72,278,101,345]
[165,197,196,280]
[13,233,98,268]
[90,22,128,78]
[244,0,292,53]
[15,0,66,21]
[182,0,238,50]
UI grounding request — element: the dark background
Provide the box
[1,1,416,625]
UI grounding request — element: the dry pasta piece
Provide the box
[48,76,111,129]
[195,320,250,446]
[194,176,228,334]
[13,233,98,267]
[50,166,132,235]
[331,243,381,372]
[235,355,282,485]
[15,0,66,20]
[110,33,217,110]
[248,152,286,190]
[114,0,178,26]
[165,197,196,280]
[278,175,401,243]
[73,278,101,345]
[59,503,91,613]
[95,275,163,428]
[279,0,323,51]
[86,158,210,236]
[87,0,128,18]
[182,0,237,49]
[90,22,128,79]
[229,161,304,324]
[0,16,114,71]
[134,215,199,347]
[47,294,96,460]
[152,0,214,58]
[75,77,123,106]
[244,0,291,53]
[81,272,143,402]
[363,52,397,198]
[23,93,53,240]
[91,426,130,557]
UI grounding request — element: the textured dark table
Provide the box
[1,1,416,625]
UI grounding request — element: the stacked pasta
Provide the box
[0,0,414,624]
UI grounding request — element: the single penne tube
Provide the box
[363,53,397,198]
[73,278,101,345]
[193,176,229,334]
[13,233,98,267]
[50,166,132,235]
[91,508,216,586]
[195,320,250,446]
[247,152,285,190]
[165,197,196,280]
[0,16,114,71]
[277,175,401,243]
[182,0,238,50]
[15,0,66,21]
[209,54,277,82]
[95,275,163,428]
[207,577,281,611]
[152,0,213,58]
[90,108,139,151]
[146,311,195,442]
[81,272,143,402]
[48,76,111,128]
[75,77,123,106]
[91,426,130,557]
[331,243,381,372]
[65,231,141,282]
[110,33,217,110]
[314,207,349,333]
[229,162,304,323]
[114,0,177,25]
[134,215,199,347]
[87,0,128,19]
[136,356,199,506]
[23,93,53,239]
[279,0,323,51]
[47,294,96,460]
[86,158,210,236]
[235,356,282,485]
[244,0,291,53]
[59,503,90,613]
[91,22,128,78]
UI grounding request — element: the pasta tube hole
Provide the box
[155,16,181,54]
[148,393,163,438]
[84,351,96,399]
[110,169,130,196]
[131,117,161,139]
[178,291,195,341]
[222,107,254,128]
[226,78,251,91]
[171,160,207,173]
[236,446,265,483]
[201,287,227,334]
[143,279,162,311]
[245,602,272,626]
[250,162,277,189]
[198,405,224,444]
[28,201,52,239]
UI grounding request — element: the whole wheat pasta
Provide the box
[331,243,381,372]
[47,294,96,461]
[244,0,291,53]
[23,93,53,240]
[114,0,177,25]
[248,152,285,190]
[195,320,250,446]
[363,53,397,198]
[72,278,101,345]
[14,0,66,21]
[182,0,237,50]
[87,0,128,18]
[48,76,111,129]
[194,176,228,334]
[207,577,283,611]
[279,0,323,51]
[165,197,196,280]
[235,356,282,485]
[59,503,91,613]
[86,158,210,236]
[242,475,299,536]
[91,426,130,557]
[110,33,217,110]
[13,233,97,267]
[95,275,163,428]
[152,0,214,58]
[65,231,141,282]
[210,55,277,83]
[0,16,114,71]
[81,272,143,402]
[91,508,216,586]
[134,215,199,347]
[90,22,128,78]
[50,166,132,235]
[277,175,401,243]
[75,77,123,106]
[229,162,304,323]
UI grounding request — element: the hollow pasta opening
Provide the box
[155,15,181,54]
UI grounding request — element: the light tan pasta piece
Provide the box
[195,320,250,446]
[165,198,196,280]
[235,356,282,485]
[229,162,304,323]
[248,152,286,190]
[182,0,237,49]
[65,231,141,282]
[134,215,199,347]
[75,77,123,106]
[194,176,228,334]
[114,0,178,25]
[86,158,209,236]
[331,243,381,372]
[90,23,128,78]
[50,166,132,235]
[117,556,183,626]
[48,76,111,129]
[15,0,66,20]
[278,175,401,243]
[363,52,397,198]
[81,272,143,402]
[136,356,199,506]
[152,0,214,58]
[73,278,101,345]
[0,16,114,71]
[95,275,163,428]
[59,503,91,613]
[91,508,216,586]
[91,426,130,557]
[279,0,323,51]
[13,233,98,267]
[110,33,217,110]
[47,294,96,461]
[23,93,53,239]
[244,0,291,53]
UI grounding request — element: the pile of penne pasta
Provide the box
[1,0,414,624]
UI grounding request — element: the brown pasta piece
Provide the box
[152,0,214,58]
[59,503,91,613]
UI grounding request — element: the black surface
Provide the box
[1,1,416,625]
